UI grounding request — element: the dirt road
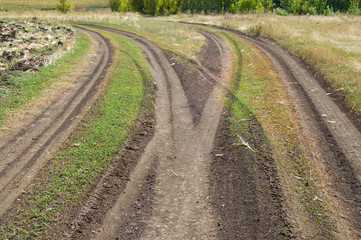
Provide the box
[0,27,112,218]
[1,22,360,239]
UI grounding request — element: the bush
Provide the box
[109,0,129,12]
[57,0,73,13]
[323,5,334,15]
[233,0,263,13]
[348,0,360,14]
[262,0,275,12]
[307,6,317,14]
[276,7,289,15]
[109,0,121,11]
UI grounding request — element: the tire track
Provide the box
[0,27,112,217]
[180,22,361,238]
[183,22,361,184]
[79,25,232,240]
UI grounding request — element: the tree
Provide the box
[57,0,73,13]
[130,0,145,12]
[348,0,360,14]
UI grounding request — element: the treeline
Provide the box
[109,0,182,15]
[109,0,360,15]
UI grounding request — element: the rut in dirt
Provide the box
[69,25,291,240]
[0,28,112,218]
[198,23,361,238]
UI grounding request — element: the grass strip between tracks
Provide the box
[213,27,335,238]
[0,28,153,239]
[0,30,90,126]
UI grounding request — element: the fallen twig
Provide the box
[237,135,255,152]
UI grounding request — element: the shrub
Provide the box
[276,7,289,15]
[57,0,73,13]
[109,0,129,12]
[262,0,275,12]
[109,0,121,11]
[233,0,263,13]
[307,6,317,14]
[323,5,334,15]
[348,0,360,14]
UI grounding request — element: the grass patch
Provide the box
[0,30,89,126]
[0,28,153,239]
[210,27,335,238]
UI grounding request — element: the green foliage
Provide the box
[348,0,360,14]
[109,0,130,12]
[276,7,289,14]
[307,5,317,14]
[143,0,158,15]
[262,0,275,11]
[310,0,327,13]
[56,0,73,13]
[110,0,359,14]
[232,0,263,13]
[278,0,341,14]
[110,0,181,15]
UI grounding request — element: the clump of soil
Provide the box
[0,19,74,83]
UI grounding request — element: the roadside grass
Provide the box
[166,14,361,114]
[208,27,335,238]
[0,0,108,11]
[0,30,88,126]
[0,11,205,61]
[0,28,153,239]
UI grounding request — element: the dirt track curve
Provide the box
[1,22,361,239]
[70,24,361,239]
[0,28,112,218]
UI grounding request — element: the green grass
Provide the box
[0,30,89,126]
[0,28,153,239]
